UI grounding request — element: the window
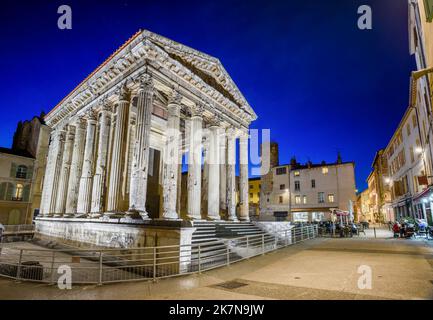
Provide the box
[303,195,307,204]
[16,165,27,179]
[279,196,283,204]
[406,124,411,136]
[279,184,285,190]
[250,193,253,198]
[249,185,253,189]
[412,114,417,128]
[294,171,300,176]
[318,192,325,203]
[311,179,316,188]
[295,195,301,204]
[410,146,415,163]
[294,181,300,191]
[257,192,260,198]
[276,167,287,175]
[259,184,261,189]
[322,167,328,174]
[328,194,335,203]
[14,184,23,201]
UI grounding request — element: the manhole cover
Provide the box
[216,281,248,290]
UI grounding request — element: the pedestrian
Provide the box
[392,222,400,238]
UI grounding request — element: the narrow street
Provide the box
[1,230,432,300]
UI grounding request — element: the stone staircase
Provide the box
[188,221,274,271]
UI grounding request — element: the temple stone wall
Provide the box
[35,218,195,249]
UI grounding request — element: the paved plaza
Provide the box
[0,230,432,300]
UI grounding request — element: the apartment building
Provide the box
[260,153,357,222]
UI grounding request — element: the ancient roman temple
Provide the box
[36,30,257,248]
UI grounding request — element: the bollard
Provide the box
[374,227,377,238]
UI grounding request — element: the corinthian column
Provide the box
[128,74,154,219]
[64,117,86,216]
[54,125,75,216]
[162,90,182,219]
[226,127,238,221]
[219,129,227,219]
[207,115,221,220]
[239,131,250,221]
[40,129,66,217]
[90,102,112,217]
[186,103,204,220]
[106,84,130,215]
[76,109,97,217]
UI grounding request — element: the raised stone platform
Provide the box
[34,217,195,249]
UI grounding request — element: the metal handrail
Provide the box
[0,225,318,284]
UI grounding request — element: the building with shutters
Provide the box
[0,114,50,225]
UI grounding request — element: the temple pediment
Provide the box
[45,30,257,128]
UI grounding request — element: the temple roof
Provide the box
[46,29,256,125]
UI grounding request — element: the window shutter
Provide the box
[27,166,34,180]
[23,185,31,202]
[424,0,433,22]
[0,183,6,200]
[10,163,17,178]
[6,183,14,200]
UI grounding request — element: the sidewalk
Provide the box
[0,236,432,300]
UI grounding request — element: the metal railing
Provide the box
[0,225,317,285]
[2,224,35,233]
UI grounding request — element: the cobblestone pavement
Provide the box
[0,234,432,300]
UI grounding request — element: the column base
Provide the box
[161,210,180,220]
[228,216,239,222]
[185,214,203,221]
[103,211,125,219]
[89,213,103,218]
[62,213,75,218]
[207,215,221,221]
[74,213,89,218]
[126,208,149,220]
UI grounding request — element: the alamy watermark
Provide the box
[357,5,372,30]
[58,5,72,30]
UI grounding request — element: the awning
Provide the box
[413,186,433,202]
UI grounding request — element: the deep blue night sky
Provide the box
[0,0,415,191]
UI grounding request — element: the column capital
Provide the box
[138,73,153,91]
[190,102,205,118]
[98,97,113,113]
[168,89,182,105]
[85,108,98,123]
[117,83,131,101]
[75,116,87,129]
[208,114,222,128]
[226,126,237,137]
[238,130,249,142]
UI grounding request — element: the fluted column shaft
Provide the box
[90,106,112,215]
[76,112,97,215]
[40,129,66,216]
[106,86,130,213]
[219,132,227,219]
[187,105,203,220]
[239,133,250,221]
[162,92,182,219]
[128,75,154,218]
[65,118,86,215]
[226,129,238,221]
[54,126,75,216]
[207,123,220,220]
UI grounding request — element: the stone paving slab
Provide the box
[0,237,432,300]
